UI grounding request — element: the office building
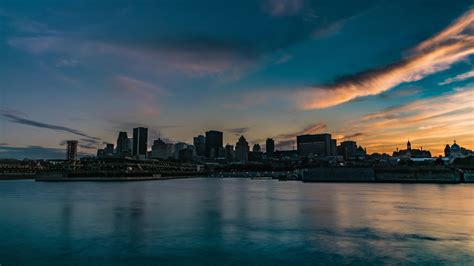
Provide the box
[205,130,223,158]
[133,127,148,159]
[116,131,130,155]
[266,138,275,155]
[235,136,249,162]
[225,144,234,161]
[66,140,78,161]
[297,134,335,157]
[193,135,206,157]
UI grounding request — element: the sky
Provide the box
[0,0,473,159]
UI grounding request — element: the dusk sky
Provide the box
[0,0,473,159]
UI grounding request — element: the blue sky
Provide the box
[0,0,473,158]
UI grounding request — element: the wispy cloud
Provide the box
[296,8,474,109]
[0,144,92,159]
[115,75,168,98]
[439,70,474,85]
[274,122,327,149]
[263,0,304,17]
[0,109,100,141]
[7,35,258,79]
[346,85,474,155]
[226,127,251,136]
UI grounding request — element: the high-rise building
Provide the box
[193,135,206,157]
[116,131,130,155]
[133,127,148,158]
[297,134,334,157]
[252,143,261,152]
[66,140,78,161]
[235,136,249,162]
[225,144,234,161]
[266,138,275,155]
[205,130,223,159]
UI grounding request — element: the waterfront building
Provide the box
[448,140,473,159]
[205,130,223,159]
[338,141,357,160]
[392,140,432,158]
[66,140,78,161]
[297,134,335,157]
[235,136,249,162]
[133,127,148,159]
[193,135,206,157]
[116,131,130,156]
[266,138,275,156]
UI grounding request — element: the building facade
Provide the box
[205,130,223,159]
[266,138,275,155]
[297,134,336,157]
[133,127,148,159]
[66,140,78,161]
[235,136,249,162]
[116,131,130,156]
[193,135,206,157]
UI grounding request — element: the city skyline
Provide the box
[1,1,473,159]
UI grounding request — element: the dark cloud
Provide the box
[0,144,92,160]
[226,126,251,136]
[1,109,100,141]
[59,138,101,149]
[340,132,364,140]
[277,122,327,140]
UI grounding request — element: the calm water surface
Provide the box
[0,178,473,265]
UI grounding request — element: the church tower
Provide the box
[407,139,411,150]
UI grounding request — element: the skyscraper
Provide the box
[225,144,234,161]
[266,138,275,155]
[116,131,129,155]
[205,130,223,158]
[133,127,148,159]
[193,135,206,157]
[66,140,78,161]
[235,136,249,162]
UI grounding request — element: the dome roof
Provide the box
[450,141,461,152]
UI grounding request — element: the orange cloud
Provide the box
[344,86,474,155]
[296,8,474,109]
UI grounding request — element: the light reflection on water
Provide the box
[0,178,473,265]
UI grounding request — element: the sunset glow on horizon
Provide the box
[0,0,473,158]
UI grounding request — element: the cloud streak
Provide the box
[296,8,474,109]
[274,122,327,149]
[345,85,474,155]
[439,70,474,85]
[0,109,100,141]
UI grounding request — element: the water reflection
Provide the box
[0,179,472,265]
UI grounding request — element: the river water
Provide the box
[0,178,473,265]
